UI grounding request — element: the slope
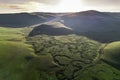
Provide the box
[29,22,74,36]
[61,10,120,42]
[0,26,58,80]
[102,41,120,70]
[0,13,56,27]
[0,27,24,41]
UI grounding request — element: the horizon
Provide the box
[0,10,120,14]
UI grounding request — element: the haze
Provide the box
[0,0,120,13]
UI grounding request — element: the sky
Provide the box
[0,0,120,13]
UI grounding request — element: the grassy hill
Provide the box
[61,10,120,42]
[0,26,58,80]
[102,41,120,70]
[0,41,33,80]
[0,41,58,80]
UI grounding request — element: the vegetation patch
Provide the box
[28,35,102,80]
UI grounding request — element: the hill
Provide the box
[0,41,58,80]
[0,26,58,80]
[0,13,55,27]
[102,41,120,69]
[61,10,120,42]
[29,22,74,36]
[0,27,24,41]
[27,10,120,42]
[0,41,33,80]
[0,10,120,42]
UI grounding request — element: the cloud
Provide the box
[83,0,120,12]
[0,4,22,10]
[34,0,60,4]
[0,1,55,13]
[0,0,30,4]
[0,0,60,4]
[0,0,120,13]
[84,0,120,6]
[0,3,30,13]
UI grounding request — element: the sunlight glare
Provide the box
[54,0,84,12]
[29,0,84,13]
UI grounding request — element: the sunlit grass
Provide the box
[0,27,25,41]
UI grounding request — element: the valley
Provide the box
[0,10,120,80]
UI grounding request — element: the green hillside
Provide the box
[0,27,24,41]
[0,41,32,80]
[102,41,120,69]
[0,41,58,80]
[0,27,57,80]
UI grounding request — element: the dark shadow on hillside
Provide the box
[60,10,120,43]
[76,32,120,43]
[29,24,74,36]
[0,13,55,27]
[102,59,120,70]
[29,25,120,43]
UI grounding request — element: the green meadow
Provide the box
[0,27,57,80]
[102,41,120,70]
[0,27,25,41]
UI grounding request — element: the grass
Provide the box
[0,27,25,41]
[76,62,120,80]
[0,27,57,80]
[0,41,33,80]
[102,41,120,69]
[0,41,57,80]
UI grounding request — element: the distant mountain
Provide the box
[29,10,120,42]
[0,13,55,27]
[29,22,74,36]
[1,10,120,42]
[61,10,120,42]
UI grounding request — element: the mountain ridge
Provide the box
[0,10,120,42]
